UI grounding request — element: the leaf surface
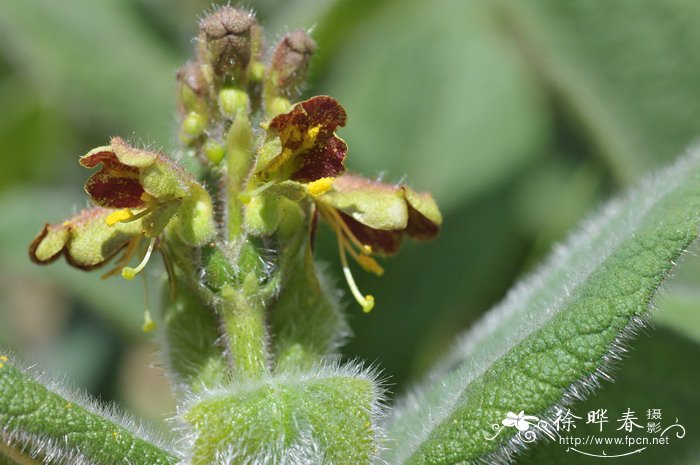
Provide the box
[383,148,700,463]
[0,355,177,465]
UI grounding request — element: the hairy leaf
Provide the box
[0,354,177,465]
[383,148,700,464]
[519,327,700,464]
[181,363,383,465]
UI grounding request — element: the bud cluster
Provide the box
[177,6,317,155]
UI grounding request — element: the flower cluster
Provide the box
[29,6,441,316]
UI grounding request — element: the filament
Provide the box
[121,237,156,280]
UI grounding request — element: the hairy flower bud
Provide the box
[176,61,208,114]
[269,29,317,97]
[199,6,256,80]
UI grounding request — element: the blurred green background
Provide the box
[1,0,700,458]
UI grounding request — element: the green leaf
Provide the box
[382,148,700,464]
[0,354,177,465]
[182,364,382,464]
[517,328,700,464]
[499,0,700,183]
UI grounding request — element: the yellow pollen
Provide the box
[307,177,334,197]
[302,125,321,149]
[66,402,73,409]
[357,255,384,276]
[142,310,157,333]
[121,237,156,280]
[280,125,302,145]
[0,355,8,362]
[0,363,4,369]
[106,208,134,227]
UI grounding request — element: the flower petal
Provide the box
[29,223,70,265]
[29,208,143,270]
[264,95,348,182]
[269,95,347,148]
[291,135,347,182]
[80,148,146,208]
[403,187,442,241]
[320,174,408,231]
[110,137,158,168]
[338,212,403,255]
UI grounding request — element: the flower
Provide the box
[255,95,347,184]
[28,137,218,333]
[242,95,442,312]
[315,174,442,312]
[80,137,215,248]
[502,411,540,432]
[29,207,143,271]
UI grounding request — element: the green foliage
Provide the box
[0,356,176,464]
[2,1,700,464]
[183,366,380,464]
[383,148,700,463]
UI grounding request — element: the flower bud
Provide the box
[199,6,256,80]
[176,61,208,114]
[269,29,317,97]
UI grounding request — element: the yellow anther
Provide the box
[142,310,157,333]
[0,355,8,362]
[66,402,73,409]
[0,363,4,369]
[361,295,375,313]
[121,267,137,280]
[120,238,156,280]
[307,177,334,197]
[357,255,384,276]
[280,124,302,145]
[302,125,321,149]
[106,208,134,227]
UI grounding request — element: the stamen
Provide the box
[141,270,156,333]
[238,180,277,204]
[356,254,384,276]
[106,204,160,227]
[307,177,334,197]
[101,236,140,279]
[121,237,156,280]
[322,204,373,255]
[337,229,375,313]
[142,310,156,333]
[106,208,134,227]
